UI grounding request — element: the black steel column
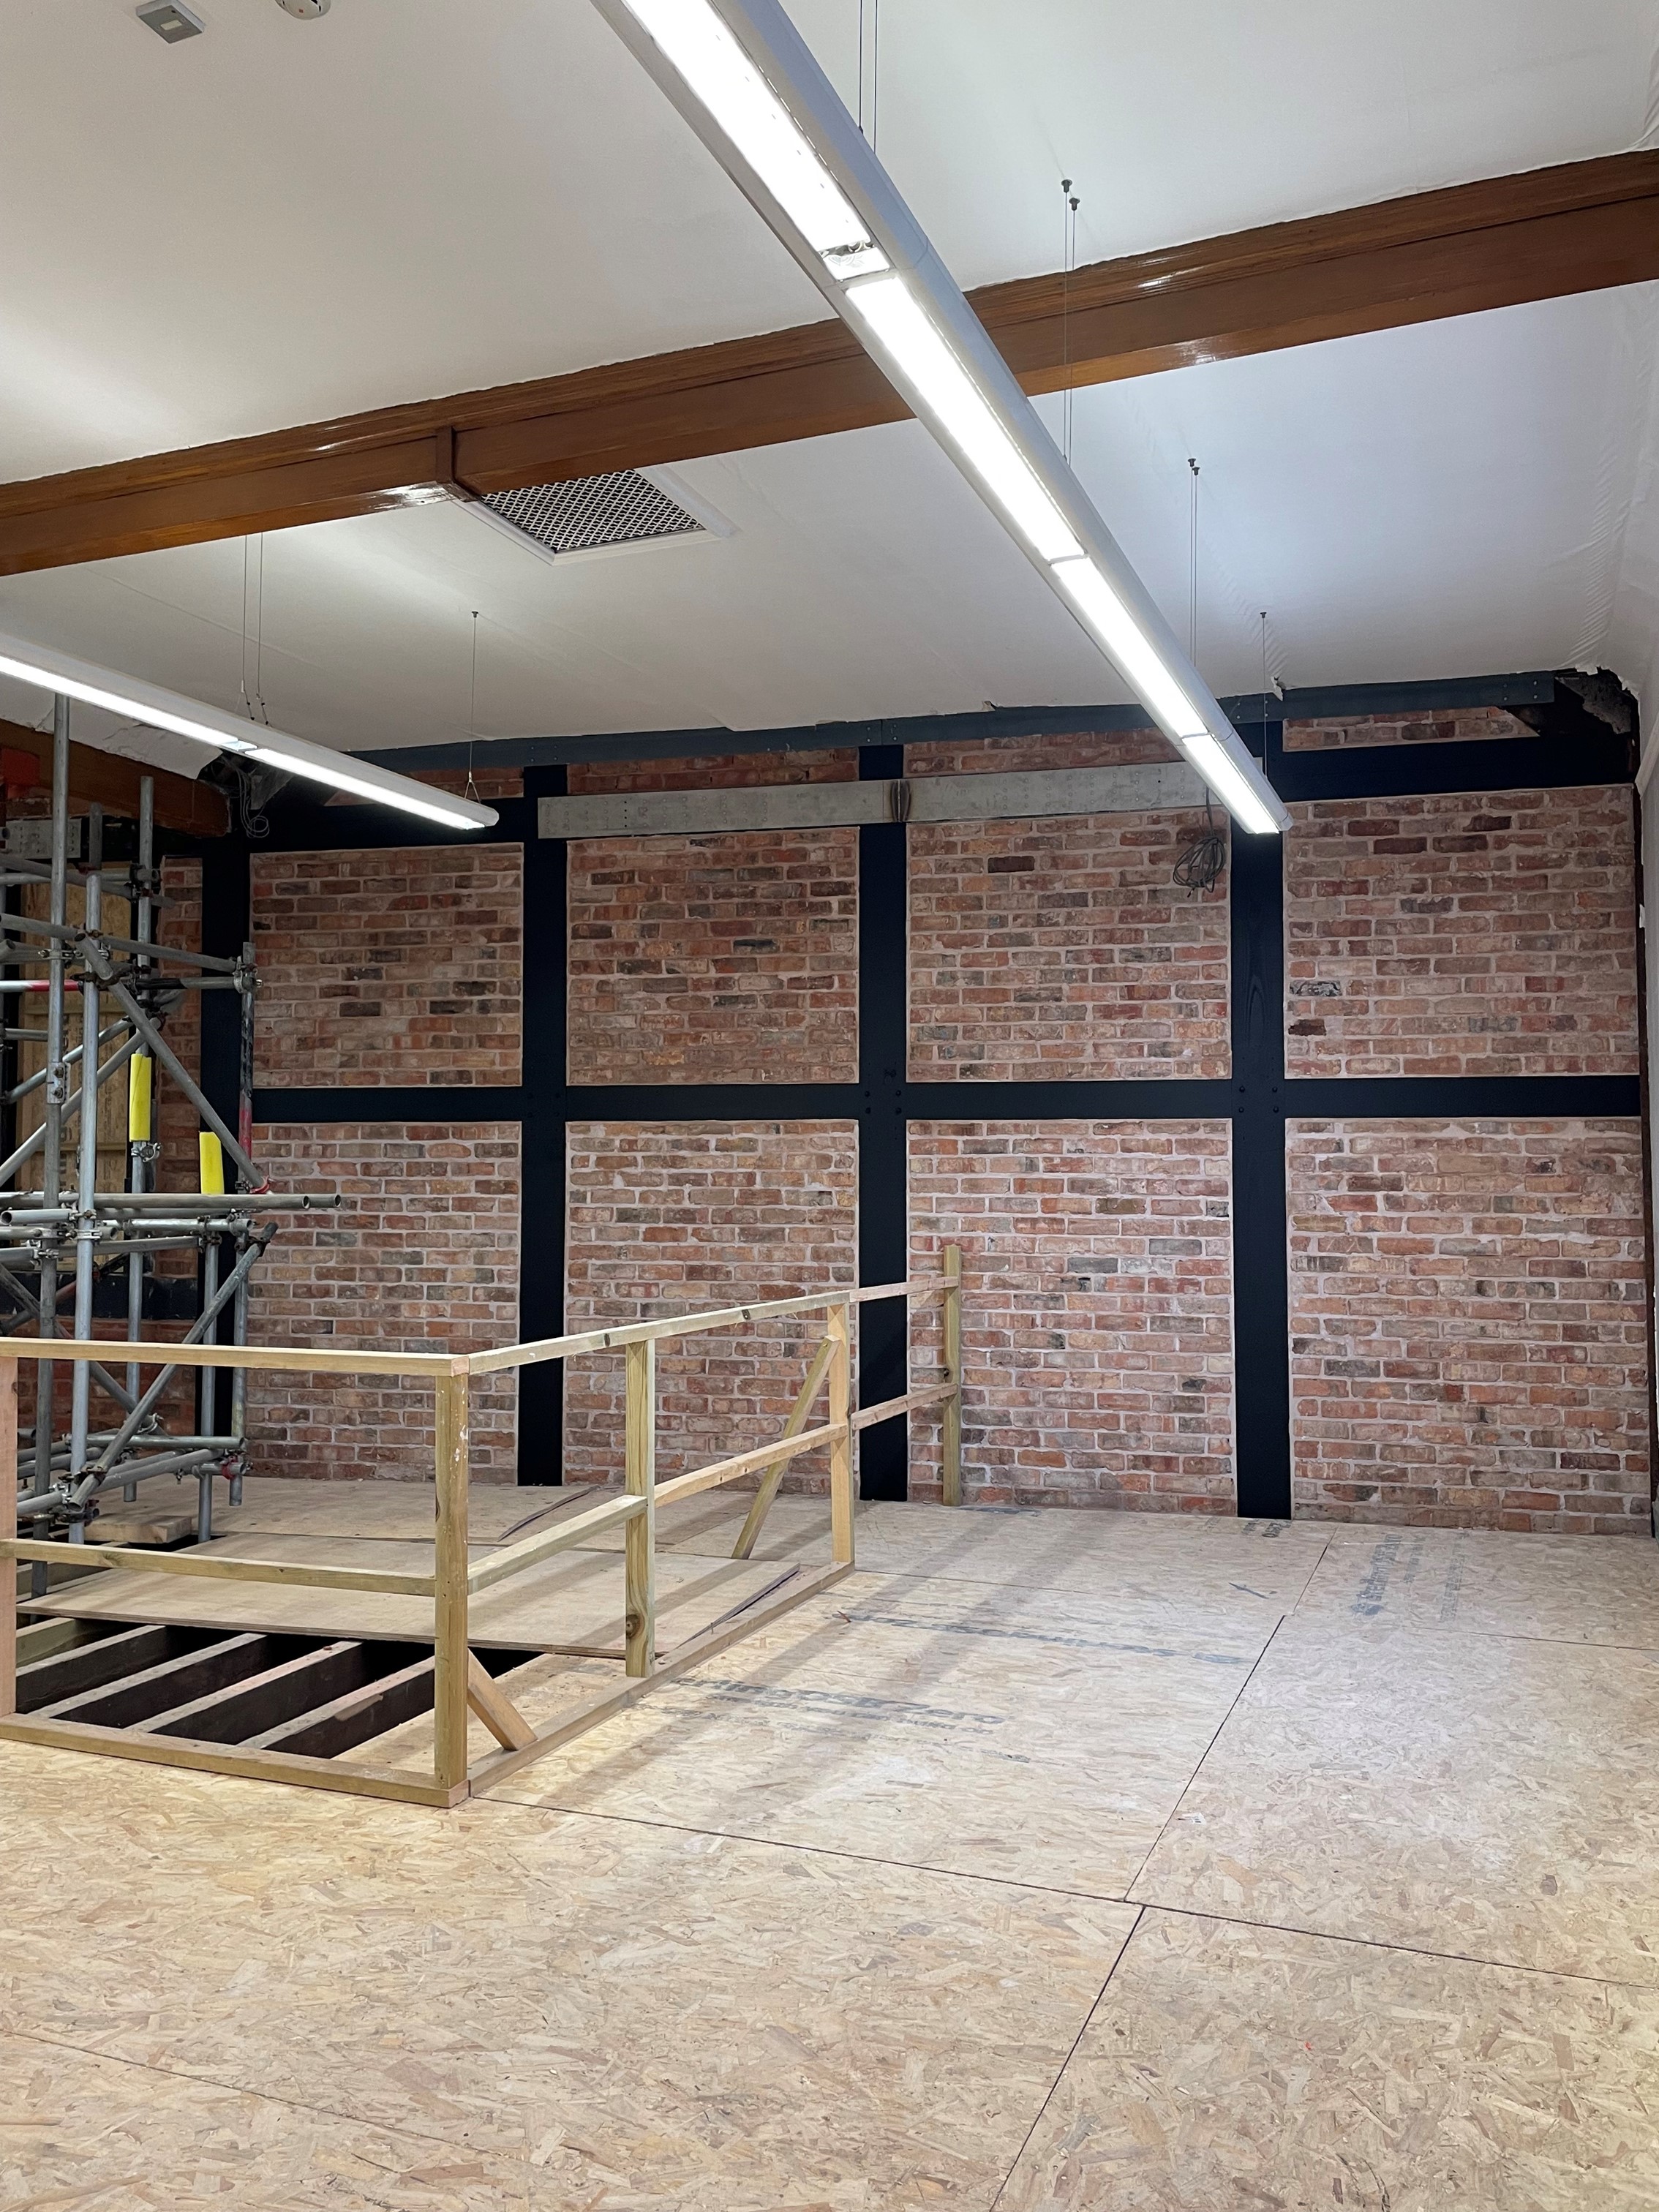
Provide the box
[518,767,567,1482]
[1229,821,1291,1519]
[858,745,908,1498]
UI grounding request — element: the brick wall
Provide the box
[567,748,857,794]
[908,812,1229,1080]
[1283,707,1535,751]
[244,1123,520,1483]
[905,729,1171,775]
[909,1121,1235,1511]
[566,830,859,1084]
[1287,1118,1649,1531]
[324,767,524,805]
[563,1121,857,1489]
[1285,786,1638,1076]
[249,846,522,1086]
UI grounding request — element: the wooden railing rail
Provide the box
[0,1249,965,1805]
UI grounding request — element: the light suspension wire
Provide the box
[590,0,1288,835]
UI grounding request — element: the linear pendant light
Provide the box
[590,0,1290,836]
[0,631,497,831]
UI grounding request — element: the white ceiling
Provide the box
[1,0,1657,759]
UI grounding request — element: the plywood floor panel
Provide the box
[1132,1616,1659,1984]
[570,1489,1323,1616]
[0,2026,533,2211]
[0,1743,1135,2208]
[997,1910,1659,2211]
[1293,1523,1659,1648]
[23,1535,794,1655]
[473,1570,1279,1897]
[211,1476,571,1544]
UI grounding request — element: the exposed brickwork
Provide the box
[567,830,858,1084]
[1287,1119,1649,1532]
[1283,707,1535,751]
[1285,787,1637,1076]
[567,749,857,794]
[908,1122,1235,1511]
[325,767,524,805]
[563,1121,857,1490]
[250,846,522,1086]
[908,812,1229,1080]
[245,1124,520,1483]
[905,728,1171,775]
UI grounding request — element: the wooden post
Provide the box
[827,1299,854,1566]
[0,1359,15,1719]
[942,1244,963,1507]
[432,1371,470,1794]
[624,1338,655,1677]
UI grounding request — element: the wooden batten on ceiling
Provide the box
[0,717,229,837]
[0,151,1655,578]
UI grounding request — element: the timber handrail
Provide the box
[0,1249,966,1804]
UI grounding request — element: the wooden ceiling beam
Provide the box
[1,151,1655,577]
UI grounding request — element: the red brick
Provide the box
[250,846,522,1086]
[1287,1118,1649,1532]
[245,1123,521,1483]
[908,813,1229,1079]
[568,750,857,793]
[563,1121,857,1489]
[908,1122,1235,1511]
[1285,787,1637,1076]
[567,831,857,1084]
[1282,708,1535,751]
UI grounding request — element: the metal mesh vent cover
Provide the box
[481,471,704,554]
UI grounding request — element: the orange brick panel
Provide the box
[250,846,522,1086]
[1282,707,1535,751]
[244,1124,520,1483]
[567,830,858,1085]
[908,812,1230,1080]
[905,729,1172,774]
[1284,786,1637,1076]
[909,1121,1235,1512]
[567,748,857,793]
[1287,1118,1649,1532]
[563,1121,857,1491]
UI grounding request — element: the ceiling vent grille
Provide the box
[481,471,704,555]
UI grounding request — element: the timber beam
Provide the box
[0,151,1654,578]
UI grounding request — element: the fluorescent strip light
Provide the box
[844,274,1082,563]
[0,631,496,832]
[591,0,1290,838]
[618,0,884,273]
[1182,731,1282,837]
[1048,559,1206,740]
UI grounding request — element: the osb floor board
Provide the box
[849,1501,1328,1620]
[1132,1616,1659,1984]
[541,1483,838,1564]
[471,1570,1279,1897]
[211,1475,568,1544]
[1293,1523,1659,1649]
[0,2026,533,2211]
[996,1909,1659,2211]
[23,1535,796,1656]
[0,1743,1135,2208]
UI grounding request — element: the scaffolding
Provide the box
[1,701,336,1552]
